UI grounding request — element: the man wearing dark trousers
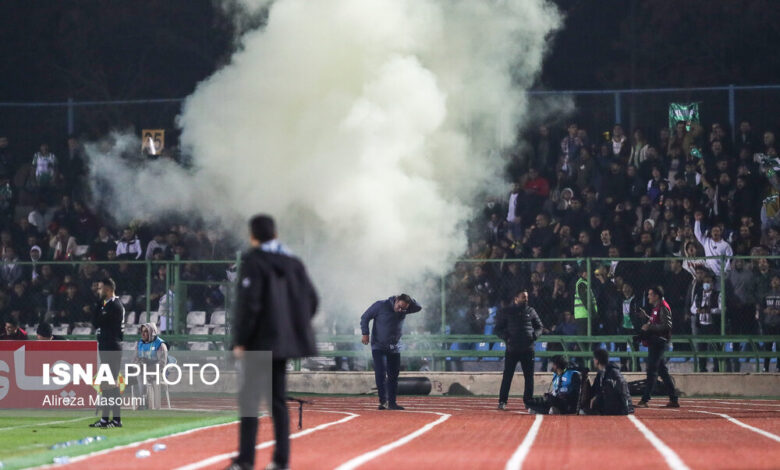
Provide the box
[230,215,319,470]
[89,278,125,428]
[360,294,422,410]
[495,291,543,410]
[636,286,680,408]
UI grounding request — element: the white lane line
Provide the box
[333,411,451,470]
[175,411,359,470]
[693,411,780,443]
[33,420,238,469]
[0,416,92,431]
[504,414,543,470]
[628,415,690,470]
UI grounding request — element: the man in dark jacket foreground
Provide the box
[360,293,422,410]
[495,291,543,410]
[587,349,633,415]
[230,215,318,470]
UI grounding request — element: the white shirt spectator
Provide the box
[145,239,167,260]
[694,220,733,276]
[116,237,143,259]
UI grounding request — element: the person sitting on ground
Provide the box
[525,355,582,415]
[586,348,633,415]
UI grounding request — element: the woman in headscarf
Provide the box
[135,322,168,409]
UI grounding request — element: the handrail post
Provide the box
[586,257,592,337]
[720,255,727,372]
[440,274,446,335]
[173,255,183,335]
[145,258,152,324]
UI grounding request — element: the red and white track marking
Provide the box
[174,411,359,470]
[628,414,691,470]
[504,414,543,470]
[332,411,451,470]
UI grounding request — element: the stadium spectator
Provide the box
[561,122,583,166]
[759,274,780,372]
[694,212,733,278]
[116,227,143,260]
[36,321,64,340]
[145,233,168,260]
[1,246,23,288]
[616,282,642,371]
[8,281,36,325]
[690,272,724,372]
[31,142,57,189]
[49,226,77,260]
[1,317,28,340]
[53,283,91,325]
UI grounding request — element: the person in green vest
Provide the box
[573,266,598,336]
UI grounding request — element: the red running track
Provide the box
[36,397,780,470]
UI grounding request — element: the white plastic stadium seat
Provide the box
[52,325,69,336]
[209,310,226,326]
[125,325,139,335]
[188,325,210,351]
[186,311,206,326]
[74,245,90,258]
[71,326,92,335]
[148,312,160,326]
[121,341,136,351]
[125,311,137,325]
[188,326,209,336]
[211,326,226,336]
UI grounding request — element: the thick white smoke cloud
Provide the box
[87,0,563,329]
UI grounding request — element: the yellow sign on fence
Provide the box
[141,129,165,155]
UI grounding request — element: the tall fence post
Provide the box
[173,254,184,335]
[67,97,74,135]
[614,92,622,125]
[586,257,592,336]
[728,84,736,144]
[145,259,152,324]
[440,274,446,335]
[720,255,727,336]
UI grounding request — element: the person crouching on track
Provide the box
[636,286,680,408]
[135,322,168,410]
[525,355,582,415]
[586,349,633,415]
[495,290,543,411]
[360,294,422,410]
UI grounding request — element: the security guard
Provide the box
[573,266,597,336]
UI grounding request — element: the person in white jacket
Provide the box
[694,213,733,279]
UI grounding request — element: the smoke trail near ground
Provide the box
[86,0,564,328]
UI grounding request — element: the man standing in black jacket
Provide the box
[89,278,125,428]
[495,291,543,410]
[360,293,422,410]
[230,215,318,470]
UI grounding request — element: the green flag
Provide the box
[668,103,700,131]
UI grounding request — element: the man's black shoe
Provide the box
[225,459,253,470]
[498,402,507,411]
[388,403,405,410]
[89,419,108,428]
[378,402,387,410]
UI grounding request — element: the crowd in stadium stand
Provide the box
[0,135,233,338]
[446,119,779,372]
[0,118,779,370]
